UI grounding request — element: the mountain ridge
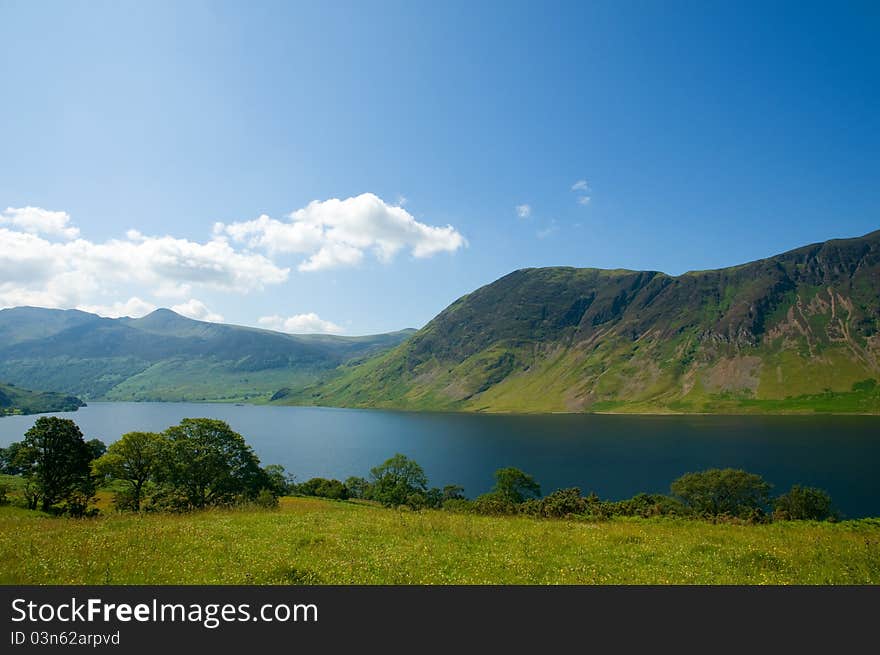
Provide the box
[277,229,880,414]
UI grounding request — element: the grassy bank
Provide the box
[1,497,878,585]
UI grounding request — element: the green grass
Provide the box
[1,498,878,584]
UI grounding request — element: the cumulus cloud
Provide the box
[577,196,591,205]
[515,204,531,219]
[218,193,466,272]
[0,208,289,315]
[258,313,345,334]
[571,180,590,192]
[171,299,223,322]
[1,206,80,239]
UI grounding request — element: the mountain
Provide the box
[0,308,415,402]
[0,381,84,416]
[280,230,880,414]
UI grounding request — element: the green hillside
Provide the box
[280,230,880,413]
[0,307,414,402]
[0,382,84,416]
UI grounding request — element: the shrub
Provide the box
[537,487,589,518]
[773,485,835,521]
[0,483,8,506]
[294,477,349,500]
[606,493,690,518]
[254,488,279,509]
[471,492,517,515]
[404,492,427,510]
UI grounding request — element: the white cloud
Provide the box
[78,297,157,318]
[571,180,590,192]
[171,299,224,323]
[577,196,591,205]
[218,193,466,272]
[0,208,290,315]
[258,313,345,334]
[515,204,531,219]
[1,206,80,239]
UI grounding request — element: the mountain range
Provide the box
[0,307,414,402]
[2,230,878,414]
[277,229,880,413]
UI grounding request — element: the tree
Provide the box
[156,418,265,509]
[344,476,371,499]
[262,464,293,496]
[92,431,164,511]
[15,417,95,513]
[442,485,466,501]
[0,441,25,475]
[85,439,107,461]
[492,467,541,504]
[670,468,771,518]
[773,485,834,521]
[369,454,428,507]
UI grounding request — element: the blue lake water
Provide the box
[1,402,878,517]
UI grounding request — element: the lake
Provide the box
[1,402,878,517]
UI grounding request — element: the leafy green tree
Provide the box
[369,454,428,507]
[442,484,466,501]
[92,431,164,511]
[773,485,834,521]
[492,467,541,504]
[0,441,25,475]
[156,418,265,509]
[670,468,771,518]
[85,438,107,461]
[15,417,95,513]
[262,464,293,496]
[344,476,371,499]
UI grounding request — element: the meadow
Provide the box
[1,495,878,585]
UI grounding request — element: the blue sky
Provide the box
[1,1,877,334]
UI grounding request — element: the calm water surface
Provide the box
[1,402,878,517]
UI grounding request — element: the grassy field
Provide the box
[1,496,878,585]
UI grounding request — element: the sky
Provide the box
[1,1,877,335]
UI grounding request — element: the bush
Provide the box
[536,487,589,518]
[773,485,835,521]
[471,492,517,515]
[294,478,349,500]
[404,492,427,510]
[606,493,690,518]
[0,483,8,506]
[254,488,279,509]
